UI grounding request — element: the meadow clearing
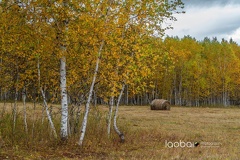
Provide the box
[0,103,240,159]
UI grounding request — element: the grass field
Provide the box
[0,103,240,159]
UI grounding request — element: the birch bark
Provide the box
[41,88,58,139]
[113,84,125,142]
[107,96,114,135]
[60,57,68,140]
[78,40,105,146]
[13,77,18,132]
[22,87,28,134]
[59,0,69,141]
[37,57,57,139]
[78,0,116,146]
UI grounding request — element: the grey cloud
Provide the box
[212,23,240,35]
[204,17,240,35]
[182,0,240,7]
[165,2,240,44]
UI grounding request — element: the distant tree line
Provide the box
[1,35,240,107]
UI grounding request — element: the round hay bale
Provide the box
[150,99,170,110]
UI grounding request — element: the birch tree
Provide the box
[60,56,68,140]
[113,83,125,142]
[40,87,58,139]
[78,40,105,146]
[22,87,28,134]
[78,0,121,145]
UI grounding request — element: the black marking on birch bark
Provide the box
[119,133,125,143]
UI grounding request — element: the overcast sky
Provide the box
[165,0,240,44]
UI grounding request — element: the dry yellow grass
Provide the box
[109,105,240,159]
[0,103,240,159]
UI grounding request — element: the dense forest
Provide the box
[0,1,239,108]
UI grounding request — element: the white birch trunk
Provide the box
[107,96,114,135]
[22,87,28,134]
[37,57,45,125]
[13,87,18,132]
[78,0,113,145]
[34,30,57,139]
[13,65,19,132]
[113,84,125,143]
[31,101,36,140]
[174,73,178,105]
[37,56,41,100]
[60,57,68,140]
[59,0,69,141]
[78,40,104,146]
[41,88,58,139]
[179,70,182,106]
